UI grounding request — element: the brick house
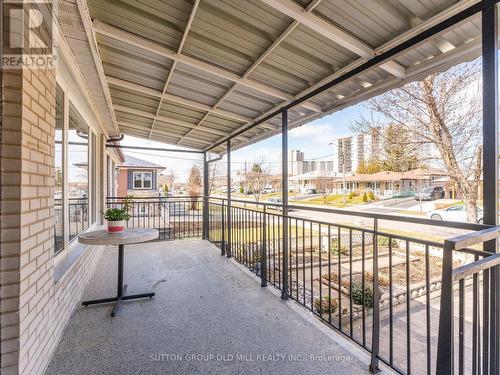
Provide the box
[116,155,164,197]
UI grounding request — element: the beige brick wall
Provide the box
[1,67,104,375]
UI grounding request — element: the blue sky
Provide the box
[121,103,370,181]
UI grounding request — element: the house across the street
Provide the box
[290,168,447,198]
[116,155,165,197]
[337,168,447,198]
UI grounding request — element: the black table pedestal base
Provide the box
[82,286,155,317]
[81,244,155,317]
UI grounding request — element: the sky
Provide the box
[120,103,371,181]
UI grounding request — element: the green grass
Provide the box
[209,222,319,243]
[293,194,374,208]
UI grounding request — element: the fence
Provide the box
[436,227,500,375]
[106,196,202,240]
[69,197,89,242]
[206,196,498,375]
[107,194,499,374]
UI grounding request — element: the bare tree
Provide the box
[207,159,224,195]
[243,158,271,202]
[169,172,176,194]
[187,165,202,209]
[313,171,333,203]
[380,123,420,172]
[353,62,482,222]
[196,156,225,196]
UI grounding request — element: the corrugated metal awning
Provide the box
[67,0,487,154]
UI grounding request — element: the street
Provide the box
[212,194,470,241]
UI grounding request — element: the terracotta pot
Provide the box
[107,220,125,233]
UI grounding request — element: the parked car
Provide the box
[305,188,317,194]
[427,205,483,223]
[265,197,283,210]
[262,188,277,194]
[415,186,445,201]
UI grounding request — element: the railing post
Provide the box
[203,152,209,240]
[370,218,380,373]
[226,139,232,258]
[281,109,289,300]
[436,240,455,375]
[221,199,226,256]
[482,6,499,373]
[261,205,267,287]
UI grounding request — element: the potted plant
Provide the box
[103,196,132,233]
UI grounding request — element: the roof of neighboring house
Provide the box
[289,170,341,180]
[344,168,447,183]
[118,155,164,170]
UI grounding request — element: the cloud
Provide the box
[289,123,337,144]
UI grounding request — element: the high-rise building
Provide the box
[332,132,381,174]
[288,150,333,176]
[289,150,305,175]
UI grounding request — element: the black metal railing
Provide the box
[206,196,499,375]
[436,227,500,375]
[69,197,88,242]
[106,196,202,240]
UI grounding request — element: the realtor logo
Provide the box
[1,0,56,69]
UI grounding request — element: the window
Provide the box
[133,171,152,189]
[54,85,64,254]
[68,102,89,242]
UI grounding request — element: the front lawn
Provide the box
[293,193,375,207]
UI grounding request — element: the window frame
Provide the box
[133,171,153,190]
[54,83,66,256]
[54,78,100,263]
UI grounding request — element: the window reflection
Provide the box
[68,103,89,241]
[54,85,64,253]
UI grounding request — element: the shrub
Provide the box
[314,296,338,314]
[362,192,368,203]
[348,191,355,200]
[351,282,374,308]
[364,271,390,287]
[329,238,348,256]
[367,191,375,201]
[377,236,399,248]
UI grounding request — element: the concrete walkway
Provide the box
[46,240,383,375]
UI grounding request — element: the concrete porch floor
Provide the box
[46,240,383,375]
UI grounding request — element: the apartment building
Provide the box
[288,150,333,176]
[331,132,382,174]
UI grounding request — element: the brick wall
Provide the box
[1,67,104,374]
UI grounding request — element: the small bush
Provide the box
[367,191,375,201]
[329,238,348,256]
[377,236,399,248]
[314,296,338,314]
[351,282,374,308]
[239,185,244,194]
[362,192,368,203]
[348,191,355,200]
[364,271,390,287]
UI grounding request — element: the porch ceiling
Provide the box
[82,0,485,154]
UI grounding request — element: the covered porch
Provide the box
[46,239,371,375]
[1,0,500,375]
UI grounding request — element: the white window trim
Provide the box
[133,171,153,190]
[54,77,100,264]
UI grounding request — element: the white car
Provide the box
[265,197,283,210]
[427,205,483,223]
[262,188,277,194]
